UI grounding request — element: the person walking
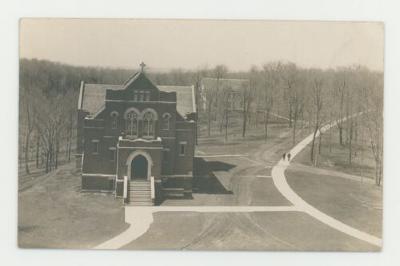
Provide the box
[287,153,291,161]
[282,153,286,161]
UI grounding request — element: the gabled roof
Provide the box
[158,85,196,116]
[122,71,141,86]
[80,83,122,114]
[78,72,196,117]
[201,77,249,92]
[122,71,159,92]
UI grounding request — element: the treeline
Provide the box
[18,59,204,175]
[19,59,383,185]
[200,62,383,185]
[19,59,134,174]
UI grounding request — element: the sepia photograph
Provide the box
[18,18,383,251]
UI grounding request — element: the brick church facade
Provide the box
[75,66,196,205]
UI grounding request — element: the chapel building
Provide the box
[75,65,196,205]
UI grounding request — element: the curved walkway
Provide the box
[271,113,382,247]
[95,112,382,249]
[289,163,376,185]
[94,206,299,249]
[94,208,154,249]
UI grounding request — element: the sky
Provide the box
[19,19,384,72]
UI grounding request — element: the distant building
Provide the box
[200,77,249,111]
[76,65,196,205]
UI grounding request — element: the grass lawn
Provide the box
[163,119,299,207]
[286,168,382,237]
[122,211,378,251]
[197,111,293,154]
[18,162,129,249]
[284,121,382,237]
[162,159,290,206]
[293,125,378,180]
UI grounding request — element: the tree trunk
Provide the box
[224,110,229,142]
[36,134,40,168]
[207,101,212,137]
[66,141,70,161]
[377,161,382,186]
[329,124,332,152]
[65,124,69,159]
[45,150,49,173]
[264,111,270,142]
[338,125,343,145]
[348,122,353,165]
[292,111,298,145]
[49,142,53,172]
[242,112,247,138]
[218,108,224,133]
[40,149,44,167]
[24,130,31,174]
[318,132,322,154]
[310,127,318,163]
[55,137,59,169]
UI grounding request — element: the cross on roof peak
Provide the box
[140,62,146,72]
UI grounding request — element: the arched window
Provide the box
[162,113,171,130]
[125,111,138,137]
[110,111,119,129]
[145,91,150,101]
[142,112,155,137]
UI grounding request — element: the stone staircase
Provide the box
[127,180,154,206]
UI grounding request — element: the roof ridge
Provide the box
[202,77,249,81]
[122,71,140,86]
[158,85,192,87]
[85,83,121,86]
[122,71,161,91]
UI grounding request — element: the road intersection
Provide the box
[94,114,382,250]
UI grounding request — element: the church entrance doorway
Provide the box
[131,155,148,180]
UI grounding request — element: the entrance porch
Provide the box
[115,137,163,205]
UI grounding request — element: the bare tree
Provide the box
[205,65,228,136]
[21,87,35,174]
[214,65,228,133]
[361,75,383,186]
[241,86,252,138]
[333,70,347,146]
[290,88,304,146]
[261,62,280,141]
[205,87,215,137]
[345,82,356,165]
[35,132,40,168]
[192,68,208,144]
[220,88,232,142]
[63,90,77,162]
[309,75,324,165]
[35,93,68,173]
[242,66,257,138]
[281,63,297,128]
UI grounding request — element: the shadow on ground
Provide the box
[192,157,234,195]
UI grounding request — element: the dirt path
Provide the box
[289,163,376,185]
[94,129,297,249]
[94,206,300,249]
[94,115,382,250]
[271,113,382,247]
